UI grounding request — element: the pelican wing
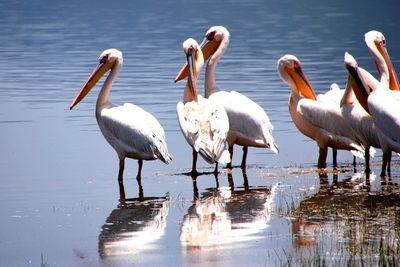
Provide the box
[210,91,278,153]
[369,90,400,150]
[299,98,359,142]
[99,103,171,163]
[177,101,202,153]
[206,100,230,164]
[177,99,230,165]
[341,103,380,149]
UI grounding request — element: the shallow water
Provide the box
[0,0,399,266]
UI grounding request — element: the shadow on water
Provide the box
[288,170,400,266]
[180,169,279,261]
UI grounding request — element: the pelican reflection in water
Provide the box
[291,170,399,257]
[98,195,170,260]
[180,170,279,253]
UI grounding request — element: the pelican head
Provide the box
[201,25,230,48]
[70,49,123,110]
[277,55,316,100]
[364,30,400,90]
[200,26,230,63]
[183,38,204,102]
[174,26,229,83]
[344,52,370,114]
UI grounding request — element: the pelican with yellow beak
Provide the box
[70,48,172,183]
[176,38,230,175]
[176,26,278,169]
[277,55,364,168]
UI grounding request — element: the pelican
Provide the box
[341,53,381,174]
[175,26,278,169]
[345,53,400,176]
[70,48,172,183]
[277,55,364,168]
[176,38,230,175]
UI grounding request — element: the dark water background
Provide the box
[0,0,399,265]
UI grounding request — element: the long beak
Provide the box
[286,65,317,100]
[375,40,400,90]
[70,60,112,109]
[174,38,220,83]
[345,61,370,114]
[187,52,198,102]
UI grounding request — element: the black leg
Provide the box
[118,179,126,202]
[242,168,249,190]
[191,175,199,200]
[118,159,125,182]
[387,151,392,177]
[191,149,199,175]
[318,147,328,169]
[136,159,143,198]
[332,148,337,168]
[241,146,248,169]
[381,151,391,177]
[365,146,370,174]
[227,173,234,189]
[214,163,219,176]
[214,172,219,188]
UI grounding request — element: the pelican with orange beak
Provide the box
[277,55,364,168]
[176,26,278,169]
[176,38,230,175]
[70,48,172,184]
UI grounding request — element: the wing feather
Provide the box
[369,90,400,150]
[299,98,360,143]
[209,91,278,153]
[177,97,230,165]
[98,103,171,163]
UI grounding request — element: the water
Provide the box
[0,0,399,266]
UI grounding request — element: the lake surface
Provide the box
[0,0,399,266]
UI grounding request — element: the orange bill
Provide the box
[285,64,317,100]
[70,60,113,109]
[375,40,400,90]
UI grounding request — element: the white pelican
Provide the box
[341,53,381,173]
[70,49,172,182]
[176,38,230,175]
[277,55,364,168]
[175,26,278,169]
[345,53,400,176]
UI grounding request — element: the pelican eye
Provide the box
[99,55,108,64]
[206,31,216,40]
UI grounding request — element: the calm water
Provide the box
[0,0,399,266]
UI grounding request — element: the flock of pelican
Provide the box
[69,26,399,186]
[278,30,400,176]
